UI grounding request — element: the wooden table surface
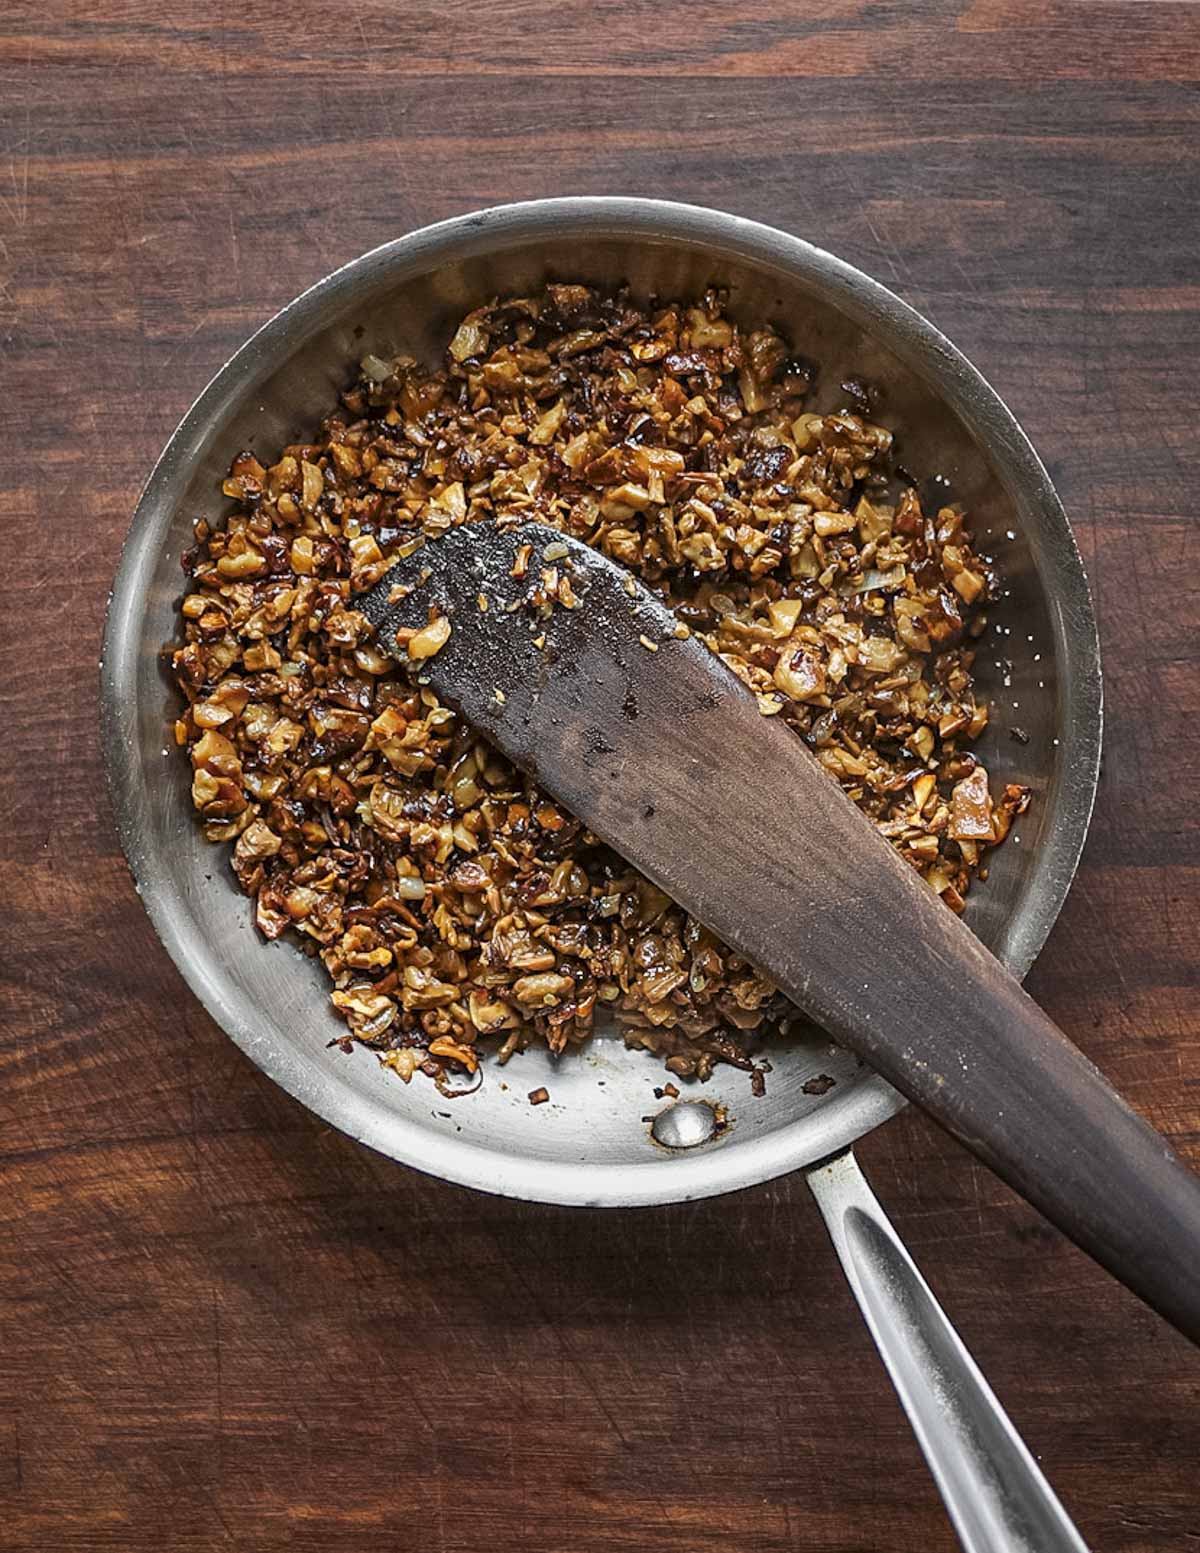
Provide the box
[3,2,1199,1548]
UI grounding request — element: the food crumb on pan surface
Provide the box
[172,284,1030,1093]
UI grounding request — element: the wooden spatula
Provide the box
[357,520,1200,1344]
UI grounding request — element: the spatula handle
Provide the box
[820,947,1200,1345]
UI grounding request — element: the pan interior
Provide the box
[102,203,1099,1205]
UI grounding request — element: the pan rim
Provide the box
[100,196,1103,1206]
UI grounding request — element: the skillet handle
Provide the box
[806,1150,1089,1553]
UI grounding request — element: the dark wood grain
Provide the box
[1,2,1198,1549]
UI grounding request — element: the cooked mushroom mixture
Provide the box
[173,285,1029,1091]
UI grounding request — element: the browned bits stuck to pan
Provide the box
[172,284,1028,1092]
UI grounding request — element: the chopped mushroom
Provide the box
[949,767,997,842]
[173,283,1027,1092]
[407,615,452,661]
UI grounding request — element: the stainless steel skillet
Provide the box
[101,199,1105,1552]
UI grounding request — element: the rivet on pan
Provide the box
[651,1100,719,1150]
